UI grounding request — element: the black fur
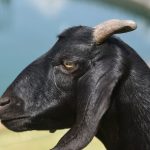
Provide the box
[0,26,150,150]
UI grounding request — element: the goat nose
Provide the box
[0,97,10,107]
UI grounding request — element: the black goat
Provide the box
[0,19,150,150]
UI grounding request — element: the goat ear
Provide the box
[52,57,124,150]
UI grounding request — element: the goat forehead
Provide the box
[50,43,91,61]
[58,26,93,46]
[62,42,91,52]
[48,40,92,62]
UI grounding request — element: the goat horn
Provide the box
[93,19,137,44]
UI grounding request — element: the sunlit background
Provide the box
[0,0,150,149]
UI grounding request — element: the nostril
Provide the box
[0,97,10,107]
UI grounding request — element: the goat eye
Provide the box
[63,60,78,72]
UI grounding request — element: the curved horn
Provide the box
[93,19,137,44]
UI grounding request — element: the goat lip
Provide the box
[1,116,29,122]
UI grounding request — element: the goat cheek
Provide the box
[54,70,75,91]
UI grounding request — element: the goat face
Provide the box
[0,20,137,149]
[0,26,93,132]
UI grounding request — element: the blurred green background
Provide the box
[0,0,150,149]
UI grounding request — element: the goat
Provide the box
[0,19,150,150]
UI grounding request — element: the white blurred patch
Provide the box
[28,0,67,17]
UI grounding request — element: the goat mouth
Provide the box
[1,116,29,123]
[1,116,31,132]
